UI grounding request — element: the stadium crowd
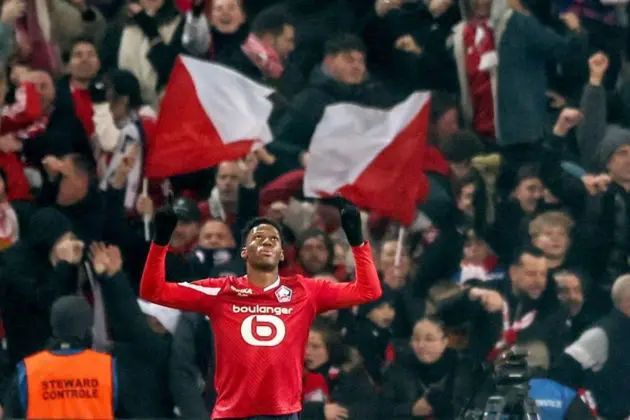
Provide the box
[0,0,628,418]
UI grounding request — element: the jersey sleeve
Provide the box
[140,243,227,314]
[308,241,382,313]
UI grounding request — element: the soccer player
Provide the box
[140,199,382,420]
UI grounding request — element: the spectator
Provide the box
[346,286,397,384]
[550,274,630,419]
[267,33,393,178]
[219,5,295,92]
[95,69,156,212]
[170,312,215,418]
[101,0,184,107]
[91,242,178,417]
[528,210,576,272]
[16,0,105,76]
[3,296,120,418]
[295,228,335,277]
[302,317,377,420]
[554,268,604,342]
[0,1,628,418]
[182,0,248,59]
[380,317,457,419]
[0,208,82,367]
[191,218,245,276]
[439,245,568,363]
[541,106,630,299]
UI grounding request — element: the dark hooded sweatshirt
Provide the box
[0,208,78,367]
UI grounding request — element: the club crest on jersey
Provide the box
[231,285,253,296]
[275,285,292,303]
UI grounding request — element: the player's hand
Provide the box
[324,402,349,420]
[153,194,178,246]
[322,197,364,247]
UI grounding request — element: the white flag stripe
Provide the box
[303,91,430,197]
[181,56,275,144]
[178,282,222,296]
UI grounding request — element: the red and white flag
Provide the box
[303,92,431,225]
[145,56,275,178]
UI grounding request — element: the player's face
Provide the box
[242,224,283,271]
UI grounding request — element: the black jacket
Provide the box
[98,270,174,418]
[302,364,378,420]
[170,312,215,418]
[380,349,458,419]
[0,244,78,367]
[438,277,569,363]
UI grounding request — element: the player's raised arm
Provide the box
[140,201,224,314]
[310,200,382,312]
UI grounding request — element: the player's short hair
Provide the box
[241,217,284,246]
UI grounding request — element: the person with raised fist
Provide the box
[140,196,381,419]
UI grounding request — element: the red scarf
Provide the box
[463,19,496,138]
[486,303,536,362]
[17,1,62,75]
[241,34,284,79]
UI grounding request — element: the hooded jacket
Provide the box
[0,208,78,366]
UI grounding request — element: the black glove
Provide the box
[89,78,107,104]
[153,204,178,246]
[323,197,364,246]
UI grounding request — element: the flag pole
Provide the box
[394,226,405,267]
[142,178,151,242]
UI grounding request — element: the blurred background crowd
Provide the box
[0,0,628,418]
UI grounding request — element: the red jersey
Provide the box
[140,242,381,419]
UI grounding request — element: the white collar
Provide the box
[263,277,280,292]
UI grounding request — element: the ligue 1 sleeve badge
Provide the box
[275,285,292,303]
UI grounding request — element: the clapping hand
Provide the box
[89,242,123,277]
[54,236,85,265]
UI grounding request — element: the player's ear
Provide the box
[240,247,247,259]
[279,250,284,262]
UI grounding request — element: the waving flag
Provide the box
[145,56,275,178]
[303,92,431,225]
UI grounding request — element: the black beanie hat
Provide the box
[109,69,143,109]
[27,207,73,253]
[358,284,397,318]
[598,125,630,169]
[50,296,93,342]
